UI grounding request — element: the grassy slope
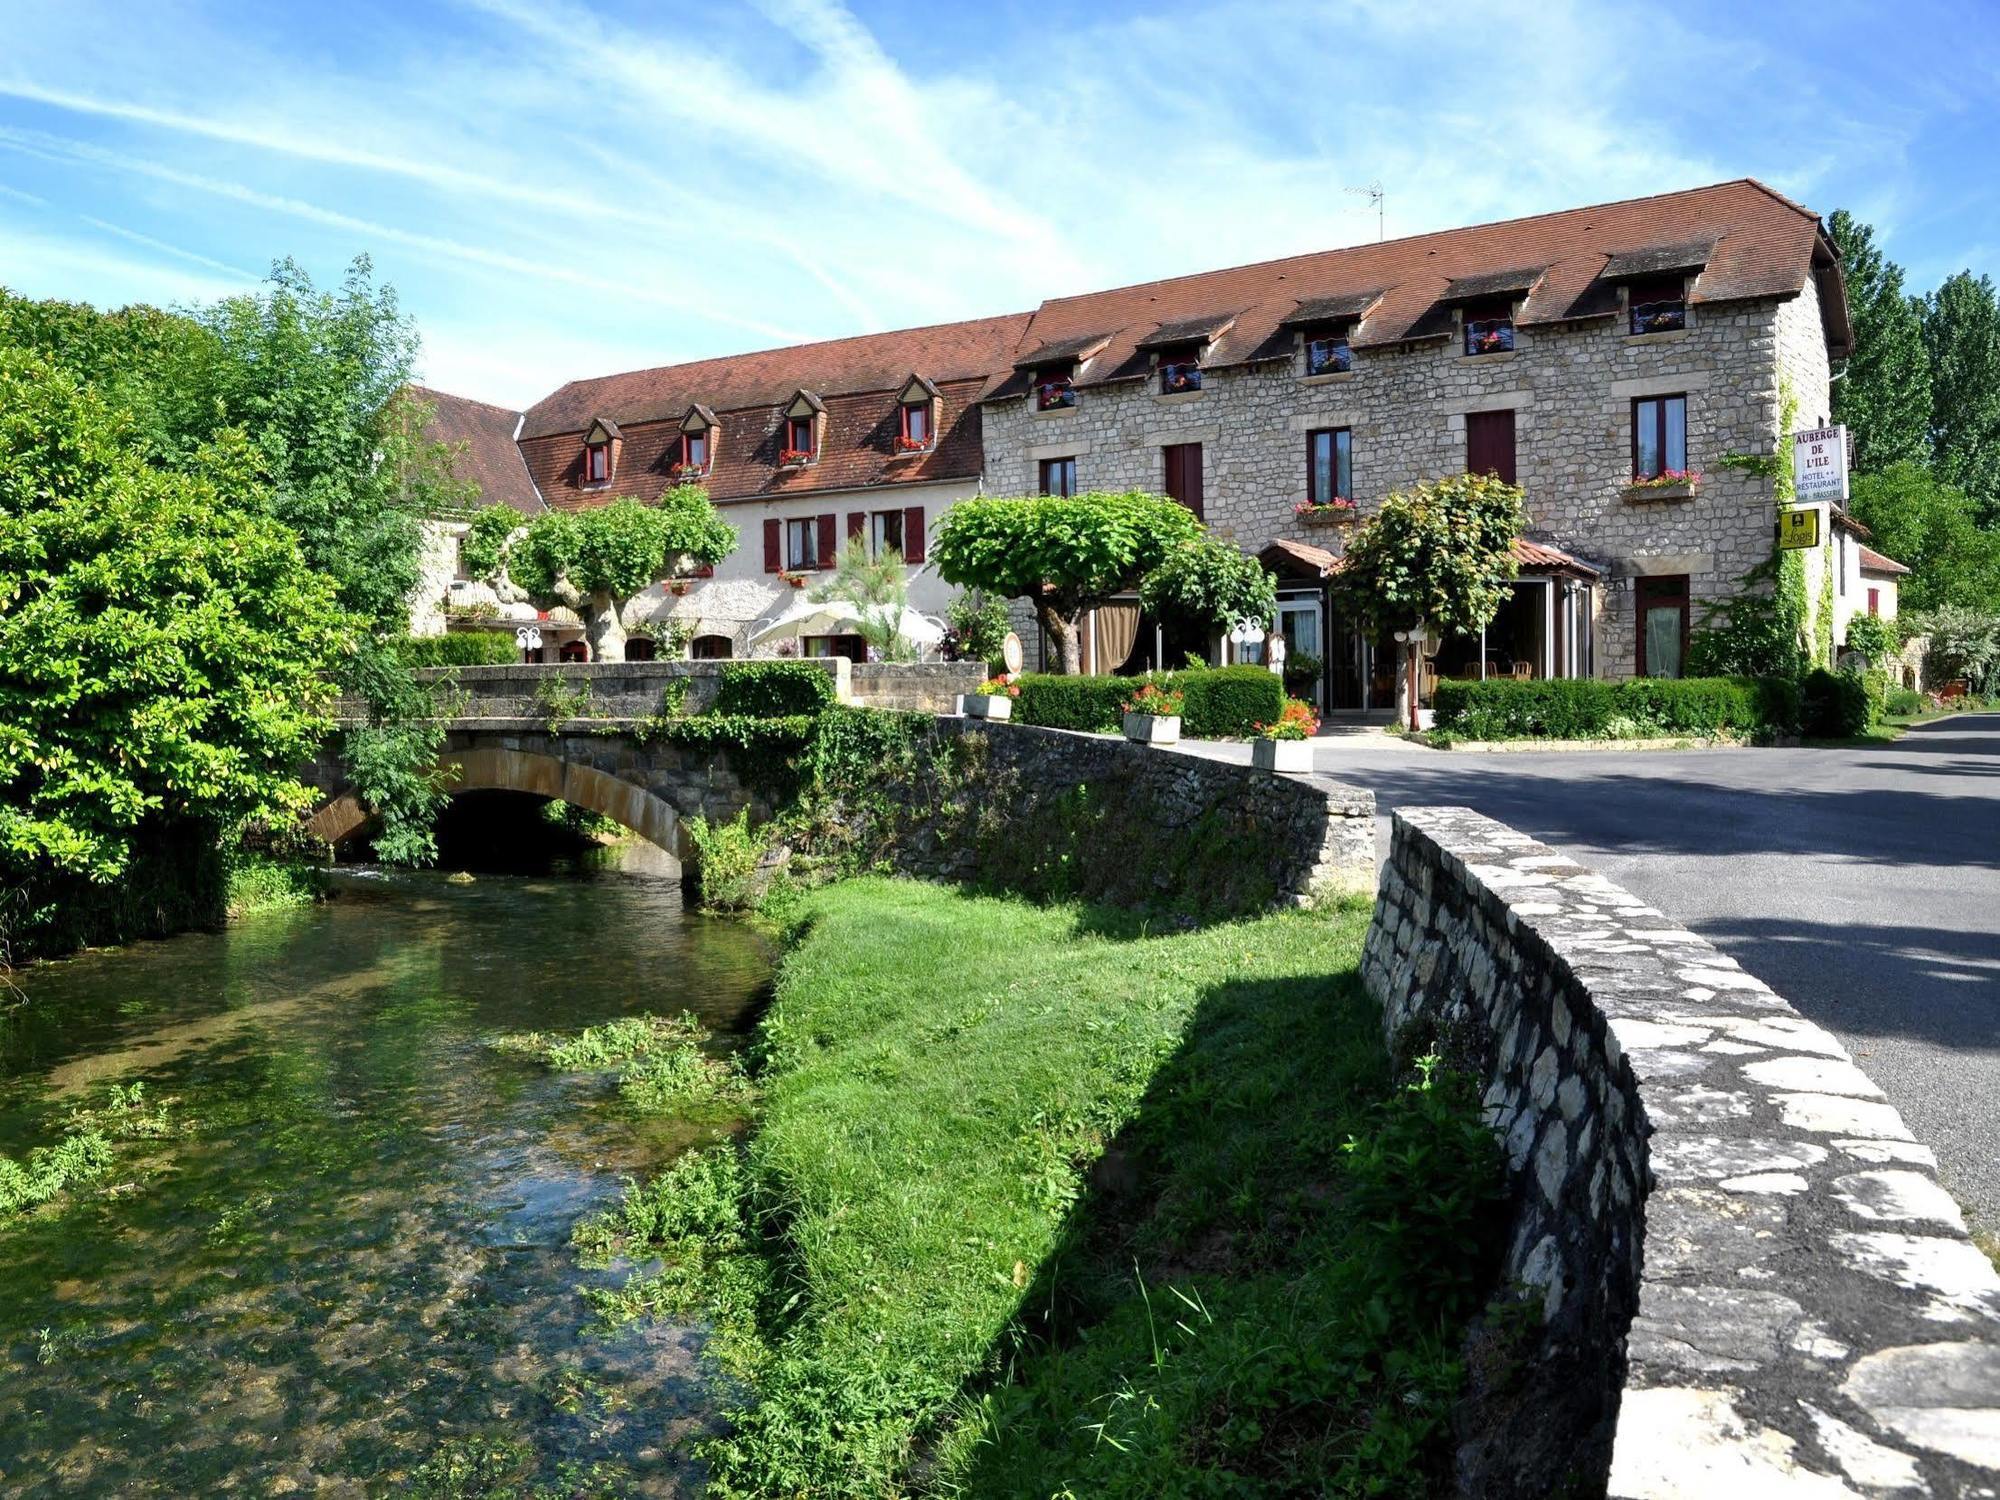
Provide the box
[643,879,1501,1496]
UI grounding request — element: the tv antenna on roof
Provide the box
[1346,181,1384,242]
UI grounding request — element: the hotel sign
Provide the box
[1777,505,1823,551]
[1792,425,1849,503]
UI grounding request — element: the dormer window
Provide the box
[580,416,622,486]
[1463,302,1515,356]
[894,373,941,453]
[1305,335,1353,376]
[1159,357,1202,394]
[1629,277,1688,336]
[671,405,717,478]
[1035,370,1078,411]
[780,391,823,466]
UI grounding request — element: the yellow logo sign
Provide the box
[1777,507,1821,551]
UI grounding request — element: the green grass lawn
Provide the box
[590,879,1504,1497]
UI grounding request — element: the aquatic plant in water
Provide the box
[0,1082,179,1219]
[492,1012,752,1117]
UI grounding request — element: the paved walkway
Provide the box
[1178,716,2000,1234]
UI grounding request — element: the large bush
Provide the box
[713,660,839,718]
[1432,676,1798,741]
[1801,669,1870,738]
[391,631,520,667]
[1013,666,1282,738]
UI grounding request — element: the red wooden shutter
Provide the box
[1466,410,1517,485]
[903,506,925,563]
[763,518,781,572]
[1164,443,1204,518]
[815,513,837,568]
[847,511,866,542]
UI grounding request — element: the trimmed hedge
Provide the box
[390,631,520,667]
[1433,675,1800,741]
[713,660,839,718]
[1013,666,1284,739]
[1801,669,1869,738]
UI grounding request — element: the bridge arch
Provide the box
[305,746,694,862]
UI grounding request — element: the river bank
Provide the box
[576,876,1505,1496]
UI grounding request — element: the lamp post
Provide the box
[1227,618,1266,666]
[515,625,543,664]
[1392,620,1429,733]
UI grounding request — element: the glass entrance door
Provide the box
[1277,596,1325,707]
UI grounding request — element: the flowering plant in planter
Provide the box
[1292,497,1357,518]
[964,670,1019,719]
[1121,683,1185,717]
[1256,697,1320,740]
[1627,468,1703,491]
[893,434,930,454]
[976,671,1021,698]
[669,462,707,481]
[780,570,808,588]
[778,447,814,466]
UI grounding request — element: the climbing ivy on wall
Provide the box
[1688,380,1816,678]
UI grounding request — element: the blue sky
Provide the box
[3,0,1996,409]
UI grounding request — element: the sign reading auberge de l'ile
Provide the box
[1792,425,1849,502]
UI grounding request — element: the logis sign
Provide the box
[1792,425,1849,503]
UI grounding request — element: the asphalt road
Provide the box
[1193,716,2000,1233]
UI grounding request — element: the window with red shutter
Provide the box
[1163,443,1204,518]
[815,513,836,568]
[847,511,867,543]
[762,517,782,573]
[1465,410,1516,485]
[903,506,925,564]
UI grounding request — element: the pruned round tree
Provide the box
[928,491,1204,673]
[467,485,735,660]
[1139,535,1278,635]
[1330,472,1524,639]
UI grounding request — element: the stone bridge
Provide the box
[305,659,986,860]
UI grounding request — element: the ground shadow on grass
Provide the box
[931,957,1507,1496]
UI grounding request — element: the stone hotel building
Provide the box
[421,179,1877,706]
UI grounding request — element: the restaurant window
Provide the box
[1039,456,1077,496]
[1632,394,1688,479]
[1307,428,1352,505]
[1636,574,1690,679]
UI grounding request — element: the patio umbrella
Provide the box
[747,596,945,649]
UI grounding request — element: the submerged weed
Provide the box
[494,1012,751,1118]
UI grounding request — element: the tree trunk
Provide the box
[585,591,627,662]
[1038,603,1083,674]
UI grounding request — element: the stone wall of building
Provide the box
[1365,805,1999,1499]
[983,291,1832,680]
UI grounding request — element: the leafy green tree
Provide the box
[1138,536,1278,634]
[1923,271,2000,520]
[812,543,913,661]
[929,491,1204,673]
[0,349,350,942]
[1848,462,2000,613]
[472,487,734,659]
[1330,473,1524,639]
[1827,211,1933,472]
[1907,605,2000,694]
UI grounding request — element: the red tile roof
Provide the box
[1260,536,1344,578]
[519,313,1033,441]
[1512,537,1600,577]
[1858,545,1910,576]
[987,179,1846,399]
[412,387,543,514]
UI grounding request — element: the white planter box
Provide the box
[1122,712,1181,745]
[963,693,1012,720]
[1252,737,1314,772]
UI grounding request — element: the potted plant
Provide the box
[669,462,707,481]
[893,434,929,454]
[778,447,814,467]
[1293,498,1358,525]
[964,671,1020,720]
[667,578,692,597]
[1622,468,1703,501]
[780,570,808,589]
[1121,682,1184,744]
[1252,697,1319,771]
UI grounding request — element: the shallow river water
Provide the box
[0,865,774,1496]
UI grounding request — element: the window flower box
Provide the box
[669,462,708,481]
[1623,468,1702,502]
[892,434,931,455]
[1294,499,1358,526]
[778,447,814,467]
[780,571,808,589]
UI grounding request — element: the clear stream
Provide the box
[0,859,774,1496]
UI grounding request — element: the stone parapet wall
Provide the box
[848,661,987,712]
[1364,806,1999,1498]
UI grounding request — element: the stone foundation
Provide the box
[1365,806,2000,1498]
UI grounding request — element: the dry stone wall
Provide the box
[1365,805,2000,1499]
